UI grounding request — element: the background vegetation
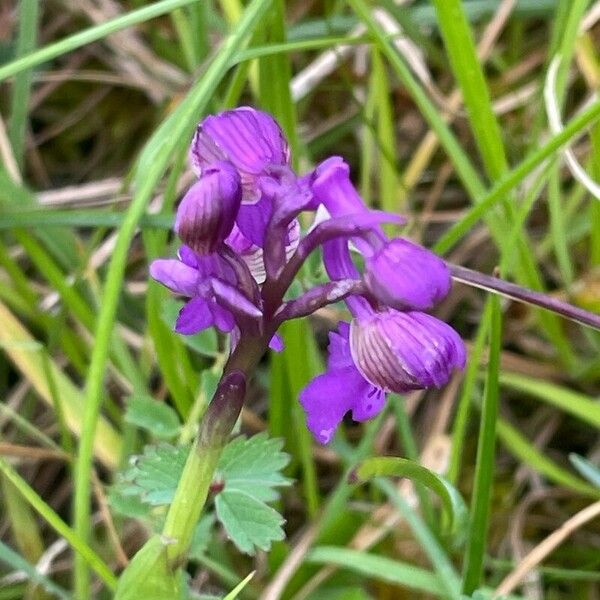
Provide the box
[0,0,599,598]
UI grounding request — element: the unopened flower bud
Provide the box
[175,160,241,254]
[349,310,465,393]
[364,239,451,310]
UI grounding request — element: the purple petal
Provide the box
[297,210,405,269]
[263,181,313,279]
[175,297,213,334]
[311,157,367,217]
[235,195,273,247]
[225,223,254,254]
[194,253,236,283]
[178,245,199,268]
[149,259,198,297]
[190,107,290,202]
[364,239,451,310]
[349,310,466,393]
[175,161,242,255]
[322,240,372,317]
[351,386,386,422]
[299,319,388,443]
[209,278,262,320]
[327,321,353,370]
[269,333,284,352]
[209,302,236,333]
[299,366,375,444]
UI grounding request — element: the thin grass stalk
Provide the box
[8,0,39,169]
[462,296,502,594]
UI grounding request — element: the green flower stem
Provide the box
[161,330,275,567]
[161,360,255,566]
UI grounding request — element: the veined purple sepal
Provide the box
[349,310,466,393]
[175,161,242,255]
[190,107,290,203]
[364,239,451,310]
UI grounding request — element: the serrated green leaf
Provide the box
[115,444,189,506]
[114,535,187,600]
[110,433,291,557]
[215,489,285,555]
[161,299,219,357]
[216,432,292,501]
[125,395,181,439]
[108,484,154,519]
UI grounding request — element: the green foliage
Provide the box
[125,395,182,440]
[114,535,187,600]
[111,434,290,555]
[111,443,189,508]
[352,456,468,543]
[215,490,285,555]
[215,432,292,502]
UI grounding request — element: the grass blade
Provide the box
[8,0,40,169]
[0,540,70,600]
[462,295,502,594]
[0,456,116,591]
[307,546,444,596]
[0,0,206,83]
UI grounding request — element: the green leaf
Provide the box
[112,434,291,511]
[114,535,187,600]
[351,456,468,540]
[214,434,290,554]
[111,434,290,554]
[108,485,153,520]
[215,490,285,555]
[463,295,502,595]
[125,395,181,439]
[113,444,189,507]
[161,299,219,357]
[216,432,292,501]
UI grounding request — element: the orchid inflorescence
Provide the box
[150,107,466,444]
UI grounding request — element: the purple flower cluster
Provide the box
[150,107,466,444]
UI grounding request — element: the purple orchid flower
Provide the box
[150,106,466,444]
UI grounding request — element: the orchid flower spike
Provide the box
[150,106,466,444]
